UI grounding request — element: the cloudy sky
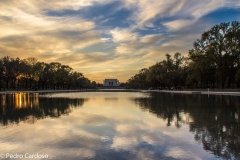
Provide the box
[0,0,240,83]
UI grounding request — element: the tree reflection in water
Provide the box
[0,93,85,126]
[0,92,240,159]
[133,92,240,159]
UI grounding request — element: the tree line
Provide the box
[0,56,98,90]
[126,21,240,89]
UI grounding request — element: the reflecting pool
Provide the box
[0,92,239,160]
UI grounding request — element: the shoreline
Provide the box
[0,89,240,96]
[147,90,240,96]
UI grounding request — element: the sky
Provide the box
[0,0,240,83]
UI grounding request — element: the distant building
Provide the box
[103,79,120,87]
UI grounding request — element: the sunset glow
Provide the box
[0,0,239,83]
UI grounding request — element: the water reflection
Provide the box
[0,93,39,109]
[133,93,240,159]
[0,92,239,160]
[0,93,85,126]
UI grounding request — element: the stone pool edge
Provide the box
[0,89,240,96]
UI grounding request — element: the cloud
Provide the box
[78,53,146,82]
[0,0,239,82]
[140,34,165,45]
[122,0,189,28]
[0,0,99,60]
[0,30,101,61]
[122,0,238,30]
[163,19,195,31]
[113,33,166,55]
[115,43,138,55]
[110,28,138,43]
[100,37,112,42]
[0,9,95,38]
[1,0,111,12]
[100,18,114,24]
[0,1,101,62]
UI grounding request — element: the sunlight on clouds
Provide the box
[123,0,237,30]
[0,1,110,77]
[189,0,224,19]
[140,34,165,45]
[162,34,199,49]
[123,0,188,28]
[0,10,95,36]
[85,69,138,83]
[35,0,111,11]
[80,55,140,72]
[0,30,101,61]
[141,33,200,62]
[163,19,195,31]
[65,20,95,31]
[0,0,239,82]
[163,0,238,31]
[100,37,112,42]
[115,43,139,55]
[0,27,28,38]
[110,28,138,43]
[114,33,166,55]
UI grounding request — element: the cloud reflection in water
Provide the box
[0,92,238,159]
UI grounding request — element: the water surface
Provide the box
[0,92,239,160]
